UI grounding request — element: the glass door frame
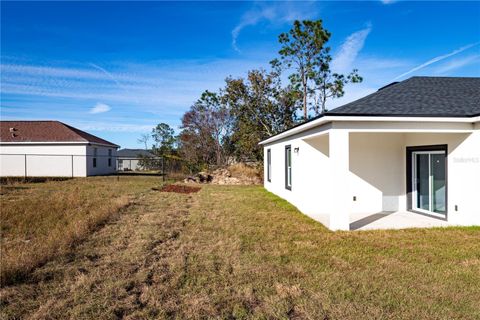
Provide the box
[406,145,448,220]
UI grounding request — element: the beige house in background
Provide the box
[0,121,119,177]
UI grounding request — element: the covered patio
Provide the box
[302,122,474,231]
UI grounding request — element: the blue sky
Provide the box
[1,1,479,148]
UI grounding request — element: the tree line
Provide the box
[139,20,363,171]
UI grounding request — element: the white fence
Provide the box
[0,153,174,178]
[0,153,118,177]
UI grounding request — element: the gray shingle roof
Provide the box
[327,77,480,117]
[117,149,154,158]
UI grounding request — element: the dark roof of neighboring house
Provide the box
[117,149,154,158]
[0,121,119,147]
[327,76,480,117]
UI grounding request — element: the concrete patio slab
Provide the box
[350,211,451,231]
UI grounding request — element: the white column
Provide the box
[329,129,350,231]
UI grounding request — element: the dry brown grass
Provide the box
[1,183,479,319]
[0,176,160,286]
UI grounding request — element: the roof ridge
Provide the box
[60,122,119,147]
[410,76,480,79]
[57,122,89,143]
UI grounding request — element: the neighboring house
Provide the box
[0,121,119,177]
[117,149,155,171]
[260,77,480,230]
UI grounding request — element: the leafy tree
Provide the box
[276,20,330,120]
[311,50,363,114]
[178,91,233,167]
[175,19,364,168]
[224,68,299,160]
[276,19,363,118]
[151,123,175,155]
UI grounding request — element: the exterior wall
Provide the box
[263,126,334,224]
[349,133,405,214]
[86,145,118,176]
[118,158,141,171]
[263,121,479,229]
[0,144,88,177]
[404,131,480,225]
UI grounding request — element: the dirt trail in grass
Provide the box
[1,189,195,319]
[2,185,479,319]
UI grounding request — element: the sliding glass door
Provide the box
[412,150,446,216]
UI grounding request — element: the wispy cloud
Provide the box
[380,0,396,4]
[0,56,271,135]
[393,42,480,80]
[328,56,410,110]
[89,102,111,114]
[434,54,480,74]
[331,25,372,73]
[0,58,266,110]
[231,1,317,52]
[88,63,124,88]
[75,122,154,133]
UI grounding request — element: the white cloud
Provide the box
[89,102,111,114]
[231,1,317,52]
[434,55,480,74]
[331,25,372,73]
[380,0,396,4]
[393,42,480,80]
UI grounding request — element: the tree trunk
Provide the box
[303,74,308,120]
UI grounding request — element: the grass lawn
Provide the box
[1,181,479,319]
[0,176,162,286]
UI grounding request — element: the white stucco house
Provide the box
[0,121,119,177]
[261,77,480,231]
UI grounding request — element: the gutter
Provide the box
[0,141,120,148]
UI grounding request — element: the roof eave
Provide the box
[259,114,480,145]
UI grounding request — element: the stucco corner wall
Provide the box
[263,132,333,221]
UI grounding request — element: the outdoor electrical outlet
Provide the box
[455,205,458,212]
[353,196,357,201]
